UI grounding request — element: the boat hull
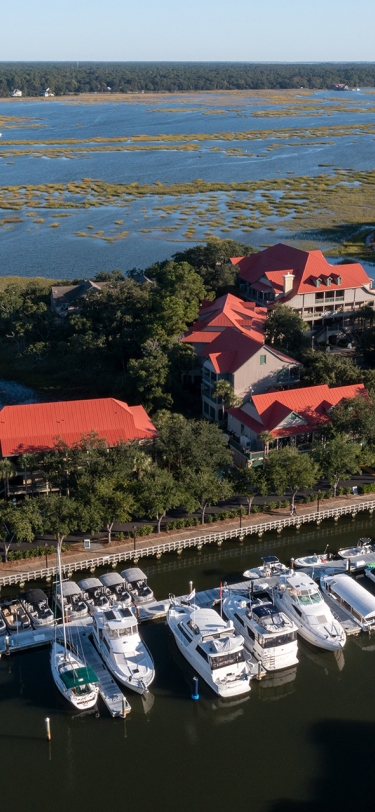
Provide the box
[92,634,154,694]
[50,643,98,710]
[170,627,251,698]
[273,598,345,651]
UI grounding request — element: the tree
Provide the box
[259,431,274,458]
[231,466,267,514]
[212,380,242,421]
[300,350,363,387]
[265,305,308,356]
[0,459,16,499]
[0,499,43,562]
[136,467,181,533]
[313,434,362,496]
[78,475,135,544]
[330,395,375,442]
[361,326,375,365]
[181,466,233,524]
[127,340,172,412]
[172,239,253,295]
[155,414,232,474]
[39,494,80,547]
[264,447,319,509]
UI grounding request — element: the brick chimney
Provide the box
[283,273,295,294]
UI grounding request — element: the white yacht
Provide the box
[99,572,132,606]
[55,581,88,621]
[21,588,55,628]
[121,568,154,605]
[243,556,291,580]
[337,538,375,572]
[77,578,111,612]
[167,603,251,698]
[51,641,99,710]
[91,606,155,693]
[321,573,375,632]
[293,553,347,575]
[273,572,346,650]
[223,593,298,671]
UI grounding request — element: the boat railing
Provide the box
[1,497,375,587]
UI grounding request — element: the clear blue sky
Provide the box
[3,0,374,61]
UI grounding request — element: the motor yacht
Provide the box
[294,550,347,573]
[273,572,346,650]
[55,581,88,621]
[243,556,291,580]
[91,606,155,693]
[77,577,111,612]
[321,573,375,632]
[121,568,154,605]
[99,572,132,606]
[337,538,375,572]
[167,603,252,698]
[21,588,55,628]
[2,599,31,632]
[50,641,99,710]
[223,592,298,671]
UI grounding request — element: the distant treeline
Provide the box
[1,62,375,96]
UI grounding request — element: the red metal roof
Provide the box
[0,398,157,457]
[181,293,267,346]
[201,327,297,374]
[232,243,372,298]
[227,383,367,438]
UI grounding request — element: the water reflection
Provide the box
[253,667,297,702]
[298,640,345,674]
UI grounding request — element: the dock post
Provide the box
[45,717,51,741]
[122,696,127,718]
[257,661,262,680]
[290,558,295,570]
[191,676,199,700]
[5,635,10,656]
[189,581,193,594]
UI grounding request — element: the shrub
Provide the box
[337,487,344,496]
[323,491,330,499]
[267,502,277,510]
[8,544,65,562]
[359,483,375,494]
[137,525,154,536]
[343,487,351,495]
[252,505,261,513]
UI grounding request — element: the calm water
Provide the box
[0,90,374,277]
[2,514,375,812]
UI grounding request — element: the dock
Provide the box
[69,629,131,717]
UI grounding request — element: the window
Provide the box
[315,292,324,301]
[260,354,267,366]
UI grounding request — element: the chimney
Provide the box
[283,273,295,294]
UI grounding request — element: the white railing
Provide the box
[1,498,374,588]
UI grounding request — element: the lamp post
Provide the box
[317,491,321,515]
[44,542,49,570]
[133,525,137,555]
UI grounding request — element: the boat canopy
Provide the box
[56,581,82,597]
[326,574,375,620]
[77,578,103,591]
[121,568,147,583]
[99,572,125,587]
[261,556,279,565]
[60,666,99,689]
[23,589,48,604]
[206,635,242,654]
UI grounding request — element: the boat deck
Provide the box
[71,630,131,717]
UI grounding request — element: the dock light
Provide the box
[191,676,199,700]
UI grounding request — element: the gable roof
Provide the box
[0,398,157,457]
[201,327,297,374]
[231,243,371,298]
[227,383,367,438]
[181,293,267,346]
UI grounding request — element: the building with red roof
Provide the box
[181,293,267,353]
[231,243,375,334]
[226,383,366,467]
[0,397,157,458]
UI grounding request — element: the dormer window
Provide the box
[314,278,321,288]
[326,277,332,287]
[333,274,342,285]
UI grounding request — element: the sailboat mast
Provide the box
[57,541,67,651]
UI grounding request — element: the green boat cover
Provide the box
[60,666,99,689]
[367,563,375,570]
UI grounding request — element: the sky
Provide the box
[2,0,375,62]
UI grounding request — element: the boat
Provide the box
[293,552,347,574]
[99,572,132,606]
[55,581,88,621]
[20,588,55,628]
[2,599,31,632]
[77,577,111,612]
[50,544,99,710]
[91,606,155,694]
[0,608,7,635]
[243,556,291,581]
[273,572,346,650]
[365,562,375,584]
[320,573,375,632]
[167,602,252,698]
[121,567,155,605]
[222,592,298,671]
[337,538,375,571]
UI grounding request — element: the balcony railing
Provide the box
[229,438,264,462]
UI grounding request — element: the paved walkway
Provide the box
[1,491,374,583]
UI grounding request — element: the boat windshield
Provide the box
[210,650,245,670]
[295,589,322,605]
[260,631,297,648]
[108,625,137,638]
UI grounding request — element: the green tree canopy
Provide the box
[265,305,308,357]
[180,466,233,524]
[135,466,181,533]
[231,466,267,514]
[300,350,363,387]
[330,395,375,442]
[312,435,362,496]
[264,447,319,508]
[0,499,43,562]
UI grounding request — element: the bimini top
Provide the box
[77,578,103,592]
[56,581,82,597]
[60,666,99,689]
[261,556,279,565]
[23,589,48,604]
[324,574,375,620]
[284,572,317,590]
[99,607,135,629]
[121,568,147,584]
[99,572,125,588]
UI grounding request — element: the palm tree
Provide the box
[0,459,16,500]
[212,380,242,422]
[259,430,274,458]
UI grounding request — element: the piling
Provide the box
[122,695,127,718]
[257,661,262,680]
[45,717,51,741]
[189,581,193,594]
[5,635,10,656]
[290,558,295,570]
[191,676,199,700]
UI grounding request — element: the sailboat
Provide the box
[50,544,99,710]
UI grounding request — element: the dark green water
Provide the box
[2,515,375,812]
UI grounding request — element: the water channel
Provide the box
[1,513,375,812]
